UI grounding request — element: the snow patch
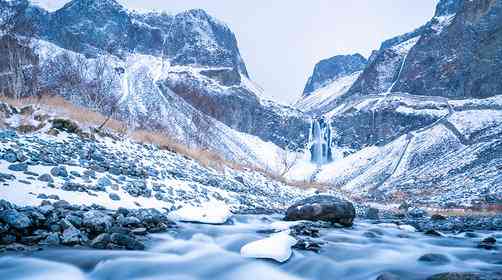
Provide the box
[240,230,297,262]
[167,202,232,224]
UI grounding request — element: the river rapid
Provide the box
[1,214,501,280]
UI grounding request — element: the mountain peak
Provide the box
[303,53,367,97]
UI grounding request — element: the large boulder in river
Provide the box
[285,195,355,226]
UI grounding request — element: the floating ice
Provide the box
[240,231,297,262]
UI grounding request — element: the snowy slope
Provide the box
[294,71,362,114]
[286,93,502,207]
[35,39,288,172]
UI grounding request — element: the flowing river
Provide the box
[1,215,501,280]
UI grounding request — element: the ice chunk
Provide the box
[398,225,417,232]
[240,231,297,262]
[167,202,232,225]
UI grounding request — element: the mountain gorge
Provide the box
[293,0,502,207]
[0,0,501,278]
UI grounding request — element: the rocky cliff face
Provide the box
[2,0,309,151]
[302,54,366,97]
[393,0,502,99]
[289,0,502,205]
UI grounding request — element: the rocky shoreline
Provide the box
[0,199,176,253]
[1,196,500,254]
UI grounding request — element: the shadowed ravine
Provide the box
[1,215,501,280]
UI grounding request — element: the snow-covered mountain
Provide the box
[295,54,366,114]
[0,0,310,169]
[290,0,502,208]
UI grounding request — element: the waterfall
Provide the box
[307,117,333,165]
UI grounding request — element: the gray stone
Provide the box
[418,253,451,265]
[285,195,356,227]
[90,233,111,249]
[83,210,113,233]
[109,193,121,201]
[0,209,32,229]
[38,174,54,182]
[50,166,68,178]
[8,163,28,172]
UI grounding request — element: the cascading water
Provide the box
[307,117,333,164]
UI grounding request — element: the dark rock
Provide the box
[376,272,401,280]
[407,208,427,218]
[53,200,71,209]
[40,232,60,246]
[50,166,68,178]
[425,229,443,237]
[292,239,322,253]
[418,253,451,265]
[477,237,496,250]
[431,214,447,221]
[0,209,32,229]
[37,193,49,199]
[109,193,121,201]
[47,194,60,200]
[38,174,54,182]
[83,210,113,233]
[426,272,502,280]
[366,207,380,219]
[8,163,28,172]
[90,233,111,249]
[2,151,18,163]
[110,233,145,250]
[50,119,81,134]
[285,195,356,227]
[61,226,86,245]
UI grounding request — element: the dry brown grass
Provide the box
[0,95,126,132]
[0,95,327,190]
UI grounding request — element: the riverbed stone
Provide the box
[285,195,356,227]
[418,253,451,265]
[0,209,32,229]
[83,210,113,233]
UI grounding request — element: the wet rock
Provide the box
[110,233,145,250]
[285,195,356,227]
[366,207,380,219]
[120,216,141,227]
[90,233,111,249]
[83,210,113,233]
[418,253,451,265]
[0,209,32,229]
[50,166,68,178]
[426,272,502,280]
[407,208,427,218]
[377,272,401,280]
[425,229,443,237]
[40,232,60,246]
[61,226,86,245]
[292,239,322,253]
[431,214,447,221]
[477,237,496,250]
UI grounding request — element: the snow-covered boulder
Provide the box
[167,202,232,225]
[240,231,297,263]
